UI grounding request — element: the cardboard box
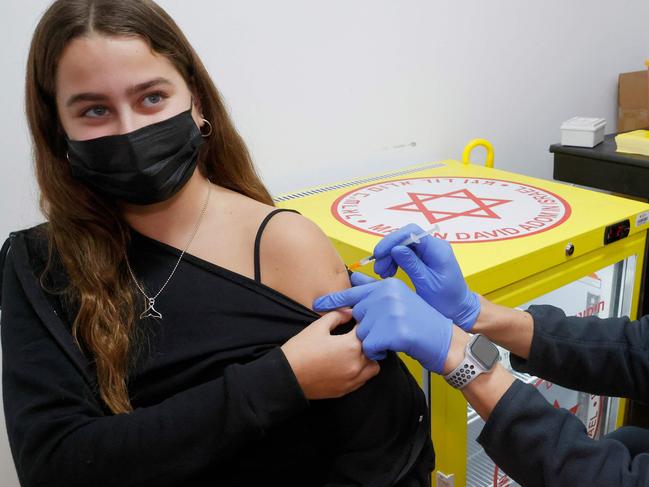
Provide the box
[618,70,649,132]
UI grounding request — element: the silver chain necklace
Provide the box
[125,181,212,320]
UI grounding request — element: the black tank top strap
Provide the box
[254,208,300,283]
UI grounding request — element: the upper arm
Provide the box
[258,212,350,311]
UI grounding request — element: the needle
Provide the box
[347,224,440,270]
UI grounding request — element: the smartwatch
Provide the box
[444,334,500,389]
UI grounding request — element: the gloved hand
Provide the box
[372,223,480,331]
[313,273,453,374]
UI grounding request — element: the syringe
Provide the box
[347,224,440,270]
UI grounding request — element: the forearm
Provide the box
[4,347,308,487]
[463,365,515,420]
[444,329,649,486]
[506,305,649,399]
[475,297,649,399]
[471,295,534,360]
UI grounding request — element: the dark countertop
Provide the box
[551,133,649,199]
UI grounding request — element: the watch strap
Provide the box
[444,351,482,389]
[444,334,499,389]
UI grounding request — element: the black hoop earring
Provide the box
[200,119,212,138]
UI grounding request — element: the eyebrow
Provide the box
[65,77,174,107]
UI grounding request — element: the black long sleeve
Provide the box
[478,380,649,486]
[510,304,649,400]
[476,304,649,486]
[1,246,309,487]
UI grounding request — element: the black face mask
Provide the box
[67,104,205,205]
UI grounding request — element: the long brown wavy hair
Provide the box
[26,0,273,414]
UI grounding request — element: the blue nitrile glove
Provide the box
[313,273,453,374]
[372,223,481,332]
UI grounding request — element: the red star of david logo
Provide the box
[386,190,512,224]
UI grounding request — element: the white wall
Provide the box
[0,1,648,485]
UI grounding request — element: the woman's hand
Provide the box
[281,309,380,400]
[314,275,454,374]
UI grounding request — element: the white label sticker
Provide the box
[636,211,649,228]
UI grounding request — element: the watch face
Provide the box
[470,335,500,369]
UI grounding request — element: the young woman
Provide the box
[0,1,434,485]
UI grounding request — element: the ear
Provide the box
[188,84,203,115]
[189,92,206,130]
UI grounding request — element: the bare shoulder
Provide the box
[257,210,350,311]
[207,187,350,309]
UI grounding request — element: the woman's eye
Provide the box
[83,106,108,118]
[142,93,164,107]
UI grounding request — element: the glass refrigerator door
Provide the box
[466,255,637,487]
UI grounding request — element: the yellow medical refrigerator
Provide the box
[275,142,649,487]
